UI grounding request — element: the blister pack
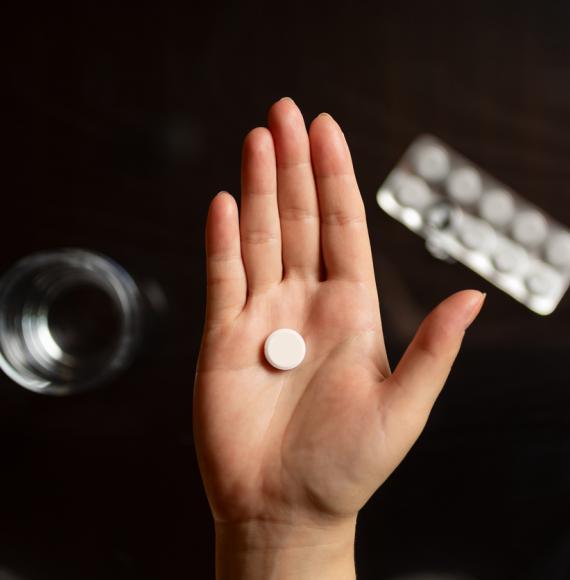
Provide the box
[376,135,570,315]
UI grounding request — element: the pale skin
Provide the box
[194,98,485,579]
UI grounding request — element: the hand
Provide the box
[194,98,485,579]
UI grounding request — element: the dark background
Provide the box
[2,1,570,578]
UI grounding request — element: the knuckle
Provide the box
[321,210,366,227]
[208,252,240,264]
[242,229,280,245]
[279,206,318,222]
[278,159,311,170]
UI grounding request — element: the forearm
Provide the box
[215,517,357,580]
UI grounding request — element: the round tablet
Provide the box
[545,231,570,269]
[492,240,528,274]
[264,328,306,371]
[511,210,548,248]
[412,144,450,182]
[525,268,558,296]
[479,189,515,227]
[446,167,483,204]
[395,174,432,209]
[459,217,496,253]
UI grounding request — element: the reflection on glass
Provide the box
[0,248,145,395]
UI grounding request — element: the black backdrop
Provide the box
[2,2,570,578]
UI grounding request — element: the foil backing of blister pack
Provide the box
[377,135,570,315]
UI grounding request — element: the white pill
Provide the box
[264,328,306,371]
[459,217,496,253]
[545,231,570,268]
[395,175,432,209]
[526,269,558,296]
[412,144,450,182]
[446,167,483,204]
[479,189,516,227]
[493,250,519,273]
[512,210,548,248]
[492,240,528,274]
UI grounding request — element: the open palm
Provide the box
[194,98,484,528]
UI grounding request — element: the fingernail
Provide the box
[464,291,486,329]
[318,112,342,131]
[317,112,346,140]
[279,96,295,104]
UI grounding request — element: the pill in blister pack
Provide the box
[376,135,570,315]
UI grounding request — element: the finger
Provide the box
[309,113,375,283]
[387,290,486,418]
[268,98,320,279]
[240,127,282,292]
[205,191,247,324]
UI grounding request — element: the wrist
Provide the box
[214,516,357,580]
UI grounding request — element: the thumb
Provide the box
[387,289,486,418]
